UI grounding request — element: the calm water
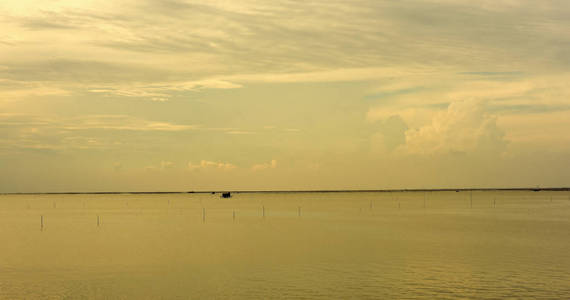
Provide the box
[0,191,569,299]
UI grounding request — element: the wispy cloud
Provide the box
[0,79,70,102]
[59,115,199,132]
[87,79,242,101]
[0,114,200,153]
[3,0,569,101]
[226,130,254,135]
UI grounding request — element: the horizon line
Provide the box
[2,187,569,195]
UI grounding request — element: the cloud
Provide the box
[87,79,242,100]
[221,67,432,84]
[0,113,200,153]
[0,79,70,103]
[0,113,264,155]
[0,113,256,134]
[226,130,254,135]
[252,159,277,171]
[366,72,570,135]
[402,99,507,155]
[52,115,198,132]
[3,0,568,99]
[188,160,237,171]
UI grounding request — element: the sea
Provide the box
[0,190,569,299]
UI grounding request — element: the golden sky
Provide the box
[1,0,569,192]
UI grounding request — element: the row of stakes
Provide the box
[35,193,569,231]
[39,205,298,231]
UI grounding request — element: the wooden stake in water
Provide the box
[262,206,265,218]
[202,208,206,223]
[423,193,426,209]
[493,198,496,208]
[298,206,301,217]
[40,215,44,231]
[398,201,400,209]
[233,209,236,222]
[97,215,100,227]
[470,191,473,208]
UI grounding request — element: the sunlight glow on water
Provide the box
[1,191,569,299]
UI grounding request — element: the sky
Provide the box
[1,0,569,192]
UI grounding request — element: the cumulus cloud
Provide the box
[188,160,237,171]
[402,100,507,155]
[252,159,277,171]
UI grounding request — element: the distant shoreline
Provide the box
[2,187,569,195]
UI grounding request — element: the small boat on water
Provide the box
[221,192,231,198]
